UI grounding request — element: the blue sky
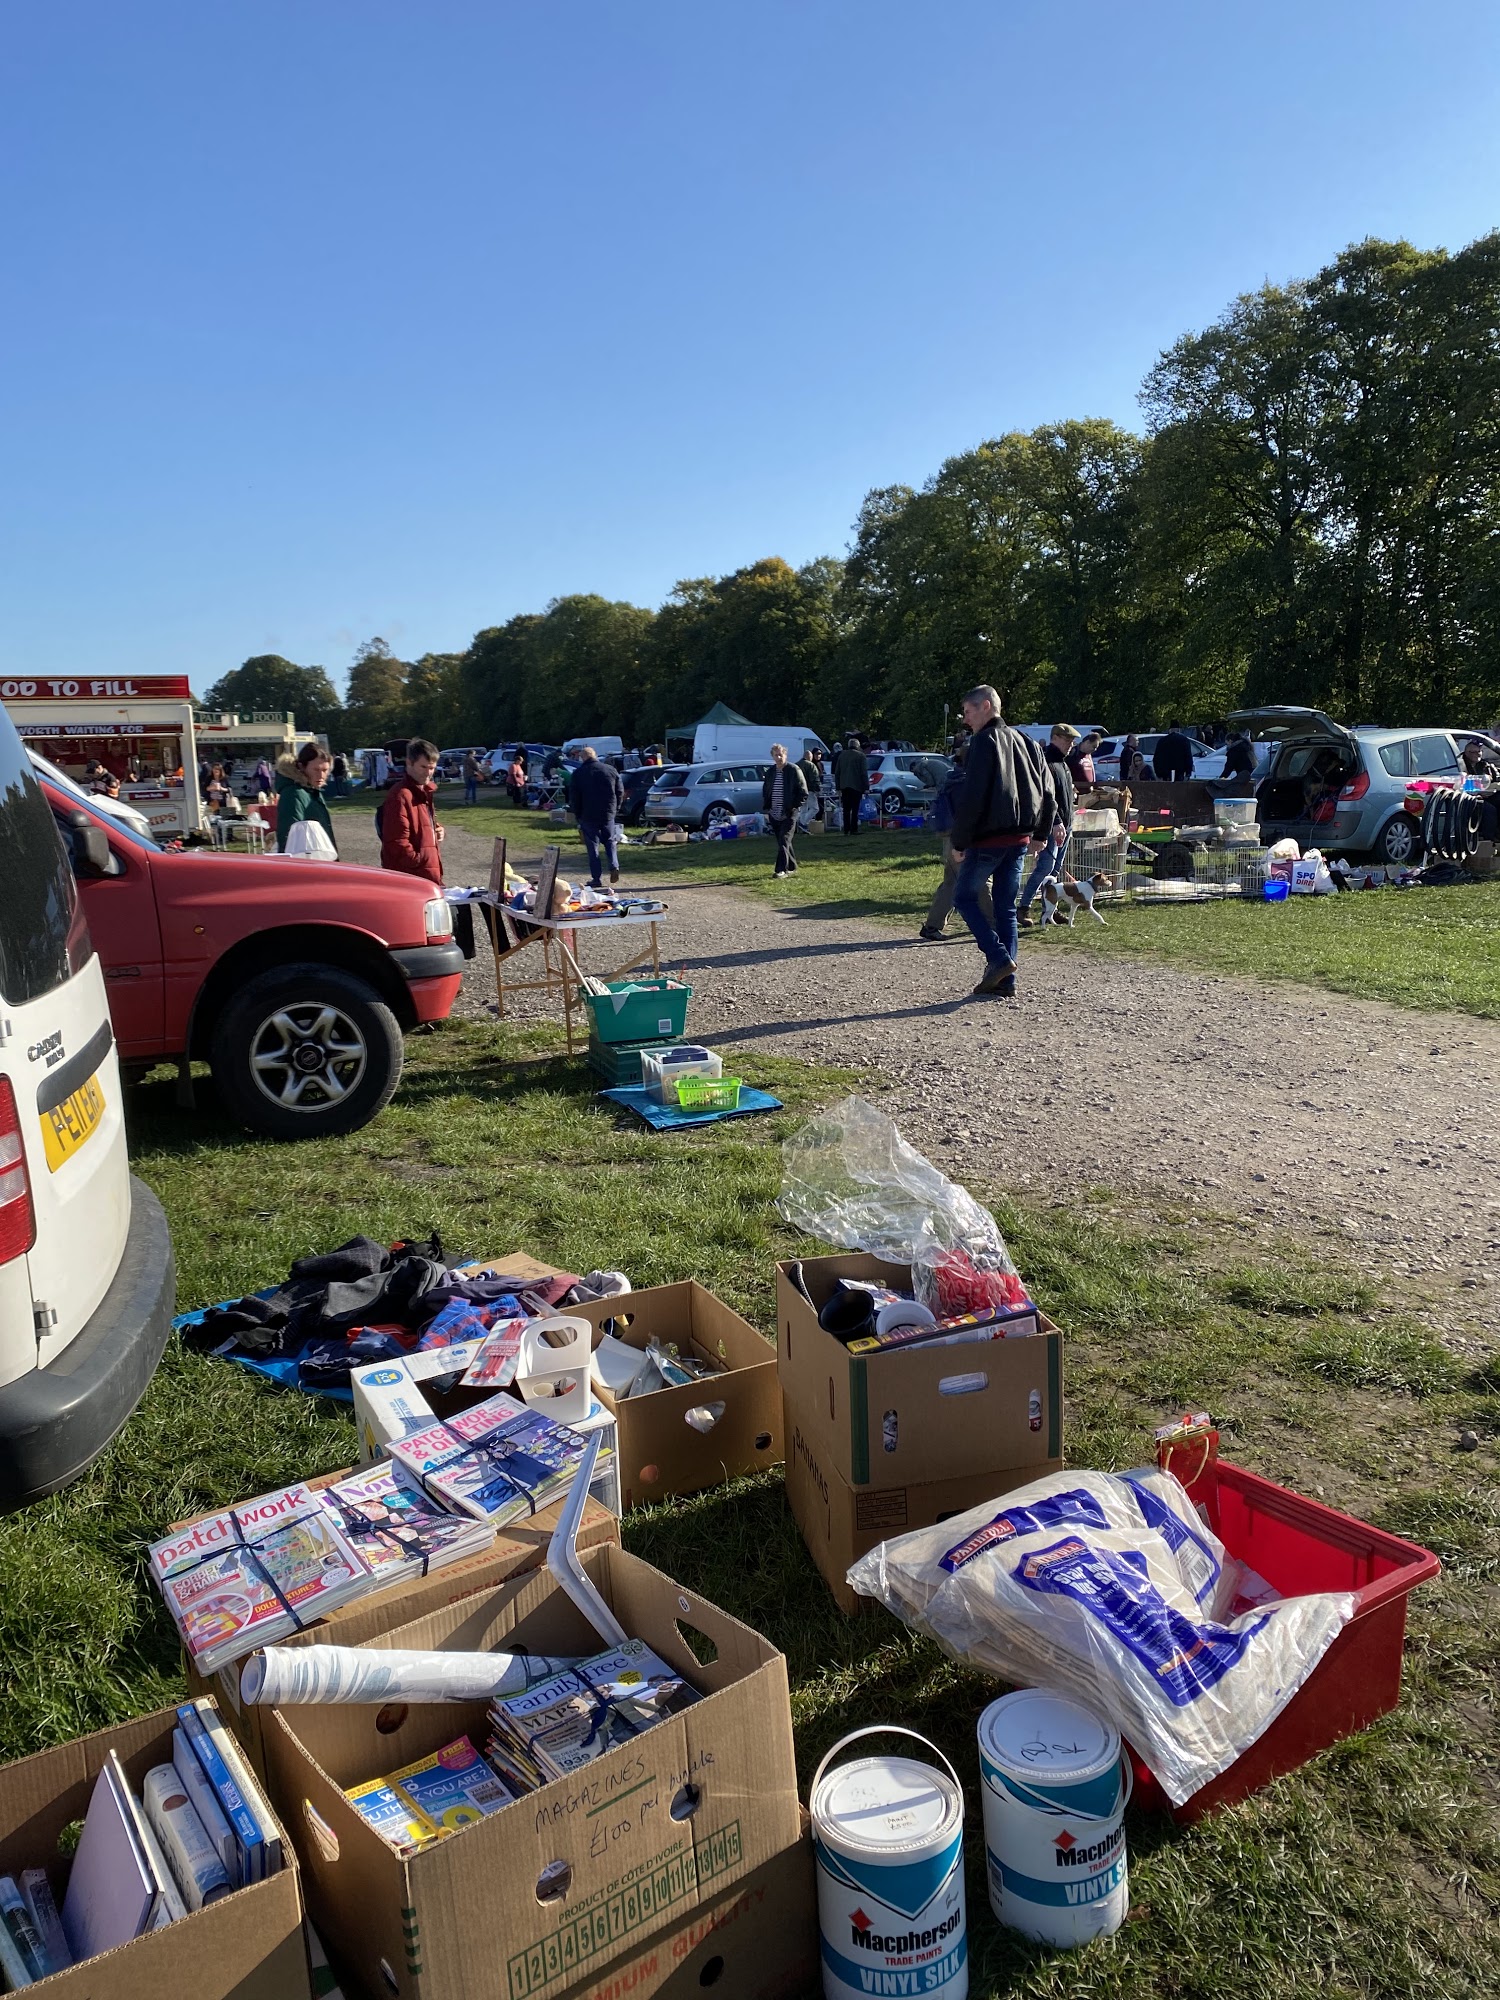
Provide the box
[4,0,1498,692]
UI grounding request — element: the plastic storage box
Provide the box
[1214,797,1258,826]
[639,1045,722,1104]
[583,977,692,1045]
[1136,1434,1441,1820]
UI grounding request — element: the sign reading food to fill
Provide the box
[0,676,193,699]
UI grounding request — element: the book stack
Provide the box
[346,1735,517,1856]
[0,1701,285,1986]
[149,1482,375,1673]
[388,1395,608,1525]
[486,1639,699,1790]
[318,1462,495,1585]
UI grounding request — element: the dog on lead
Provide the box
[1040,872,1112,926]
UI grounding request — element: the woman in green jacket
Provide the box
[275,743,338,853]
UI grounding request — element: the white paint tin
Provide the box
[977,1689,1129,1948]
[810,1726,968,2000]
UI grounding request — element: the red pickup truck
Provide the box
[38,774,465,1140]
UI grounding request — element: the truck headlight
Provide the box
[425,897,454,939]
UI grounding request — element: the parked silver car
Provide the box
[644,762,770,829]
[864,751,951,813]
[1233,707,1466,864]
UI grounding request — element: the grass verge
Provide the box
[3,1018,1496,1993]
[360,796,1500,1020]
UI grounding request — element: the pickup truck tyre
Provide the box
[209,964,404,1140]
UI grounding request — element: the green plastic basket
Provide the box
[583,978,692,1046]
[673,1075,742,1111]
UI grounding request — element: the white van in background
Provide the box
[677,723,831,766]
[562,735,625,763]
[0,699,174,1507]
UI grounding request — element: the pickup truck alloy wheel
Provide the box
[210,963,404,1139]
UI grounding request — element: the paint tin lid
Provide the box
[811,1755,963,1857]
[978,1690,1119,1784]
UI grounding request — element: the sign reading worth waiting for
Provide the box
[0,676,193,700]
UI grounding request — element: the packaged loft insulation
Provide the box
[847,1466,1354,1805]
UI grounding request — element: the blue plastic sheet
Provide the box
[598,1084,783,1129]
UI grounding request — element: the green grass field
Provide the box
[7,1016,1497,1997]
[365,795,1500,1020]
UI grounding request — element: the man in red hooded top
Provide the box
[380,736,445,886]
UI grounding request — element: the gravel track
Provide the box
[350,817,1500,1349]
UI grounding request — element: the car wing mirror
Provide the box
[66,809,114,877]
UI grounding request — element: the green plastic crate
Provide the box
[586,1035,678,1087]
[582,978,691,1046]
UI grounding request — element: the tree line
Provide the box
[204,231,1500,751]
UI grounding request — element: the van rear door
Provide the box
[0,746,131,1383]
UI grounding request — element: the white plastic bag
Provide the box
[846,1466,1353,1804]
[282,820,338,860]
[777,1097,1025,1313]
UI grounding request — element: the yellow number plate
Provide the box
[40,1073,106,1172]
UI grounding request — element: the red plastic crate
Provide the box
[1131,1433,1440,1820]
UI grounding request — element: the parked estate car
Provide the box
[1093,733,1216,781]
[620,766,664,826]
[1231,707,1467,863]
[33,777,465,1140]
[1,704,174,1507]
[864,751,951,814]
[644,762,770,829]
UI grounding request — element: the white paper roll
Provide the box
[241,1644,581,1707]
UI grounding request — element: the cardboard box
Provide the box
[568,1283,782,1509]
[0,1707,308,2000]
[181,1476,619,1778]
[784,1397,1064,1613]
[557,1827,817,2000]
[261,1546,801,2000]
[776,1254,1062,1492]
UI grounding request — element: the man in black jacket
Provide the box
[1152,724,1195,783]
[950,686,1056,997]
[568,746,626,887]
[1017,724,1077,928]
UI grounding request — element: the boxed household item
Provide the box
[261,1546,800,2000]
[353,1356,622,1515]
[181,1477,619,1777]
[555,1826,816,2000]
[568,1283,782,1509]
[582,979,692,1047]
[776,1254,1062,1492]
[784,1400,1063,1614]
[0,1706,308,2000]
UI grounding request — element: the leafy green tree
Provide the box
[202,655,341,729]
[344,637,408,743]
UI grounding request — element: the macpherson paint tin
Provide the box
[810,1731,967,2000]
[978,1690,1129,1948]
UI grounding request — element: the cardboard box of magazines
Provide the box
[260,1545,800,2000]
[180,1482,620,1781]
[0,1707,308,2000]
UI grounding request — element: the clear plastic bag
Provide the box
[777,1095,1025,1312]
[846,1466,1353,1805]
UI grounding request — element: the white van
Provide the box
[0,700,174,1506]
[562,735,625,763]
[680,723,830,766]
